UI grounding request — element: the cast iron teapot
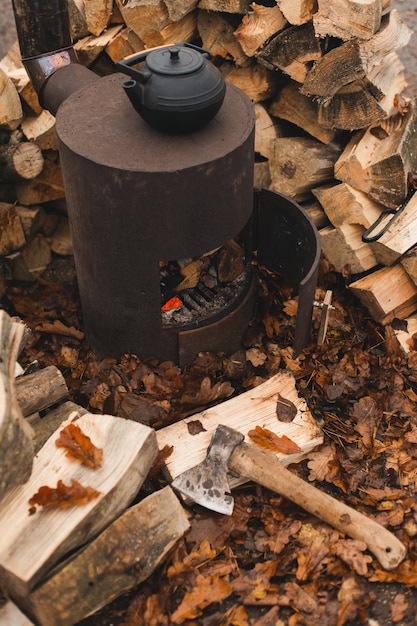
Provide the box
[116,43,226,133]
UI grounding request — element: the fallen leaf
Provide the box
[276,393,298,422]
[56,422,103,468]
[29,479,101,510]
[34,319,84,340]
[248,426,301,455]
[390,593,409,623]
[306,445,336,482]
[187,419,206,435]
[334,539,373,576]
[180,376,234,406]
[171,574,232,623]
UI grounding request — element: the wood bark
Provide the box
[0,412,158,598]
[15,157,65,206]
[164,0,198,21]
[0,311,34,503]
[198,11,249,68]
[27,487,190,626]
[198,0,251,12]
[15,366,69,418]
[0,142,44,182]
[349,264,417,324]
[84,0,114,36]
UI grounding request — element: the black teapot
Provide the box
[116,43,226,133]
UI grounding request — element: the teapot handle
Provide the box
[116,42,212,81]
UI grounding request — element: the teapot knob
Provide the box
[169,47,180,60]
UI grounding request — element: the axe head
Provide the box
[171,424,244,515]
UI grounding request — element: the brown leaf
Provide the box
[180,376,234,407]
[34,319,84,340]
[276,393,298,422]
[248,426,302,455]
[56,422,103,468]
[171,574,232,623]
[390,593,409,623]
[351,396,380,449]
[335,539,373,576]
[29,479,101,510]
[187,419,206,435]
[306,445,336,482]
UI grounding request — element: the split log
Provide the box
[334,100,417,209]
[164,0,198,21]
[269,81,338,144]
[115,0,170,41]
[21,111,58,152]
[84,0,114,36]
[198,0,251,12]
[319,223,378,274]
[367,192,417,266]
[301,199,329,230]
[0,412,158,598]
[0,142,44,182]
[5,67,42,116]
[15,366,69,418]
[143,11,198,48]
[254,160,271,190]
[312,182,385,228]
[276,0,317,25]
[401,247,417,287]
[28,401,88,454]
[15,205,46,240]
[0,600,34,626]
[220,62,279,103]
[0,67,23,128]
[0,266,6,299]
[0,311,34,502]
[301,10,411,99]
[313,0,382,40]
[15,156,65,205]
[233,3,287,58]
[254,103,282,162]
[74,25,124,66]
[0,202,26,255]
[198,11,249,68]
[393,313,417,353]
[317,53,407,130]
[257,21,322,83]
[27,486,190,626]
[50,216,73,256]
[8,235,52,282]
[68,0,89,41]
[349,264,417,324]
[267,137,341,202]
[105,28,139,63]
[157,370,323,486]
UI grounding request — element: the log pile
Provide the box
[1,0,417,336]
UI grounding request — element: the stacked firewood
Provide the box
[1,0,417,334]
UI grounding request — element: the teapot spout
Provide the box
[121,80,145,113]
[11,0,98,115]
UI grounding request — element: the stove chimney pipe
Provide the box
[11,0,98,115]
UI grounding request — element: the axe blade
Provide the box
[171,424,245,515]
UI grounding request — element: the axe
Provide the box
[171,424,407,571]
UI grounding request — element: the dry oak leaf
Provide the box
[334,539,373,576]
[180,376,234,406]
[34,319,84,340]
[170,574,232,623]
[29,479,101,510]
[248,425,301,455]
[56,422,103,468]
[390,593,409,623]
[168,539,217,577]
[306,444,336,482]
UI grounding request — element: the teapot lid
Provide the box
[146,46,204,76]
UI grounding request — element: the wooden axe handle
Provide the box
[230,441,406,571]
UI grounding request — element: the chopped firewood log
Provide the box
[164,0,198,21]
[401,247,417,287]
[15,205,46,240]
[254,160,271,190]
[220,62,279,103]
[0,267,6,299]
[84,0,114,36]
[0,311,34,502]
[15,156,65,205]
[334,100,417,209]
[0,600,34,626]
[276,0,317,25]
[68,0,89,41]
[313,0,382,40]
[21,111,58,152]
[312,182,385,228]
[28,401,88,454]
[0,142,44,182]
[115,0,170,41]
[301,10,411,99]
[50,216,73,256]
[144,11,198,48]
[254,103,283,161]
[0,202,26,255]
[198,11,249,68]
[349,264,417,324]
[7,234,52,282]
[269,82,338,144]
[319,223,378,274]
[0,412,158,598]
[74,24,124,66]
[5,67,42,116]
[198,0,251,12]
[105,28,138,63]
[217,238,245,283]
[268,137,341,202]
[0,67,23,129]
[367,192,417,266]
[27,486,190,626]
[233,3,287,57]
[15,366,69,418]
[257,21,322,83]
[318,53,407,130]
[301,199,329,230]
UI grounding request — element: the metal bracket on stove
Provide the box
[254,188,321,357]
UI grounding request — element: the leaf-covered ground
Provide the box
[3,254,417,625]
